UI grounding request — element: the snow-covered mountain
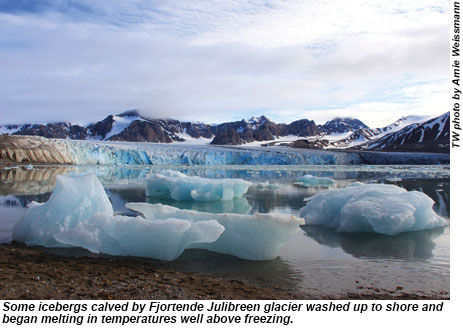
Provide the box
[0,111,449,153]
[358,112,450,153]
[321,117,369,134]
[325,115,432,148]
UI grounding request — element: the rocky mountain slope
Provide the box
[0,111,450,153]
[357,112,450,153]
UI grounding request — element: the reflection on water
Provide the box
[301,225,445,261]
[0,166,74,195]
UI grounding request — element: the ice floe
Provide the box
[294,174,336,187]
[145,170,251,201]
[300,182,447,235]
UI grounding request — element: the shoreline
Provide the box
[0,243,449,300]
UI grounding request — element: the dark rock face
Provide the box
[210,116,319,145]
[287,119,319,136]
[87,115,114,140]
[321,117,369,134]
[359,112,450,153]
[13,123,87,140]
[109,120,178,143]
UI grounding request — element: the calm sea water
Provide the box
[0,164,450,297]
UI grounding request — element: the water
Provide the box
[0,164,450,297]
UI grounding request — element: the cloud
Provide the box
[0,0,449,126]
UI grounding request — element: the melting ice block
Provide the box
[145,170,252,201]
[12,174,224,260]
[254,181,280,190]
[300,182,447,235]
[294,174,336,187]
[126,202,304,260]
[13,174,113,247]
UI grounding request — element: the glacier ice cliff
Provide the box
[1,136,450,165]
[145,170,251,201]
[300,182,447,235]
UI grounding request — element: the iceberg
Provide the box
[294,174,336,187]
[126,202,304,260]
[13,173,301,260]
[300,182,447,235]
[254,181,280,190]
[145,170,252,201]
[12,174,224,261]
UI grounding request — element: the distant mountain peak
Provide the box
[322,117,369,134]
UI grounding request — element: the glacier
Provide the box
[51,139,449,166]
[13,174,302,260]
[300,182,447,235]
[126,202,304,260]
[145,170,251,201]
[294,174,336,187]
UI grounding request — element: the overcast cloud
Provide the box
[0,0,449,127]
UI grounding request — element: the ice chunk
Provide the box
[126,202,304,260]
[145,170,252,201]
[54,213,224,261]
[254,181,280,190]
[13,174,113,246]
[13,174,224,260]
[294,174,336,187]
[300,182,447,235]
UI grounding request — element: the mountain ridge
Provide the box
[0,111,449,153]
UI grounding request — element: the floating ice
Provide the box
[25,164,34,170]
[12,174,224,260]
[254,181,280,190]
[294,174,336,187]
[145,170,252,201]
[300,182,447,235]
[126,202,304,260]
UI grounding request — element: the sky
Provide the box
[0,0,449,128]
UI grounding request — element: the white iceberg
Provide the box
[300,182,447,235]
[12,174,224,261]
[126,202,304,260]
[145,170,252,201]
[294,174,336,187]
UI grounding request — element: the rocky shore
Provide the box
[0,244,449,300]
